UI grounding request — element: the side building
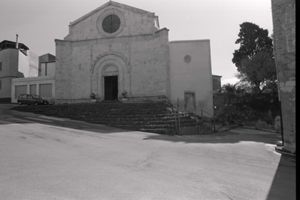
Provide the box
[11,53,55,103]
[0,40,38,102]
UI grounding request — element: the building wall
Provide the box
[0,78,12,99]
[55,1,213,117]
[28,51,38,77]
[0,49,19,99]
[0,49,19,77]
[40,62,55,77]
[65,2,158,41]
[0,49,38,100]
[38,53,56,77]
[169,40,213,117]
[271,0,295,153]
[18,51,38,78]
[11,76,55,103]
[55,29,169,103]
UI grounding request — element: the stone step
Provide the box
[89,116,196,122]
[139,128,172,134]
[91,120,198,126]
[13,101,207,135]
[96,121,197,129]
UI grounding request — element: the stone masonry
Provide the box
[271,0,295,153]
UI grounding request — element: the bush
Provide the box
[214,92,279,127]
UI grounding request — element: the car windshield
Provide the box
[18,94,26,98]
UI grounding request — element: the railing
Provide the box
[172,98,214,135]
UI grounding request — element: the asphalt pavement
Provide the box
[0,104,296,200]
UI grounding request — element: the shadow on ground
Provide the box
[2,104,282,142]
[143,129,281,144]
[0,105,130,134]
[266,155,296,200]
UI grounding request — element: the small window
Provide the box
[0,62,2,71]
[0,80,2,90]
[184,55,191,63]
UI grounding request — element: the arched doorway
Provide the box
[102,65,119,100]
[91,53,131,101]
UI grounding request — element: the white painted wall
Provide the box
[0,49,18,98]
[11,76,55,103]
[18,51,29,77]
[169,40,213,117]
[18,51,38,78]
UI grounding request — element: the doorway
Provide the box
[184,91,196,113]
[104,76,118,100]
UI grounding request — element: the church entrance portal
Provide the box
[104,76,118,100]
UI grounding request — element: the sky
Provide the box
[0,0,274,85]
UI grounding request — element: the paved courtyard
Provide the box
[0,104,296,200]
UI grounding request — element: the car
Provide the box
[17,94,49,105]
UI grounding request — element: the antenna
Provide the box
[16,34,19,49]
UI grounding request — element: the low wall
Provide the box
[11,76,55,103]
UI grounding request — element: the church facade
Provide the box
[55,1,213,117]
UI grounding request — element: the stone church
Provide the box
[55,1,213,117]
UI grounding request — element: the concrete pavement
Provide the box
[0,104,296,200]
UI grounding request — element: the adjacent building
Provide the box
[0,40,38,102]
[11,53,56,103]
[39,53,56,77]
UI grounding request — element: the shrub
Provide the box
[90,93,96,99]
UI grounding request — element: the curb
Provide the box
[275,146,296,158]
[214,125,240,133]
[242,125,277,133]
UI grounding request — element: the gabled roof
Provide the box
[70,1,155,26]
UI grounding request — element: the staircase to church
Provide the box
[13,101,211,135]
[85,101,208,134]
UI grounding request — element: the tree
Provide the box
[232,22,276,92]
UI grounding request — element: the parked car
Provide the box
[17,94,49,105]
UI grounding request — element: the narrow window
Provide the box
[45,63,47,76]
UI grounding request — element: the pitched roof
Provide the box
[70,1,155,26]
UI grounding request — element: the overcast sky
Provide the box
[0,0,273,85]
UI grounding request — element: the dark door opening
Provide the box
[104,76,118,100]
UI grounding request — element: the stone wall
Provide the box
[271,0,295,153]
[55,29,169,102]
[65,2,158,41]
